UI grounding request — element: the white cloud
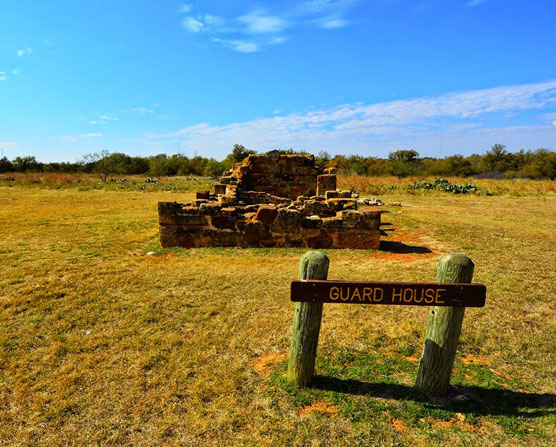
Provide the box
[17,48,32,57]
[538,112,556,120]
[181,1,359,52]
[0,72,6,81]
[180,4,192,13]
[129,107,154,115]
[319,19,348,29]
[0,141,18,147]
[237,10,289,34]
[467,0,488,6]
[11,69,20,75]
[80,133,104,138]
[182,16,205,33]
[145,80,556,157]
[213,38,261,53]
[100,115,118,121]
[58,136,78,142]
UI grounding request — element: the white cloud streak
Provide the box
[80,133,104,138]
[467,0,488,6]
[181,1,358,52]
[145,80,556,157]
[0,72,6,81]
[129,107,155,115]
[58,136,78,142]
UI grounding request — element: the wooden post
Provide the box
[287,251,330,387]
[415,253,475,395]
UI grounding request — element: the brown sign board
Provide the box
[291,280,486,307]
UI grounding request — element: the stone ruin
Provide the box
[158,150,384,249]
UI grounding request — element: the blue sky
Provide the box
[1,0,555,162]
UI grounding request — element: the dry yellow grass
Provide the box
[0,180,554,446]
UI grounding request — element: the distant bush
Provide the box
[1,144,554,180]
[407,178,489,195]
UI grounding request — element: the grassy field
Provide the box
[0,176,555,446]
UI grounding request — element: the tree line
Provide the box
[0,144,554,180]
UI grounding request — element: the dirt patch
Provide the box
[300,401,339,417]
[377,228,445,262]
[460,354,491,365]
[390,418,409,433]
[432,413,488,434]
[251,353,288,377]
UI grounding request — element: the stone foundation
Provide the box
[158,150,384,249]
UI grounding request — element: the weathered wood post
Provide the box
[287,251,329,387]
[416,253,475,395]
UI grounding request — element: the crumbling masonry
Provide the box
[158,150,384,249]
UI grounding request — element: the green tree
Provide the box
[483,144,508,172]
[315,150,331,167]
[82,150,128,182]
[230,144,256,163]
[0,156,13,173]
[387,149,420,178]
[12,156,41,172]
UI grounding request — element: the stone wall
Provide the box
[159,201,381,249]
[214,151,332,200]
[158,150,383,250]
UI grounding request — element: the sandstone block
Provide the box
[196,190,210,200]
[317,174,337,196]
[211,215,237,230]
[305,229,334,249]
[333,229,380,249]
[201,229,240,247]
[242,220,268,246]
[327,198,357,211]
[255,205,278,225]
[325,190,351,199]
[274,208,302,233]
[301,216,323,229]
[159,226,200,248]
[339,210,364,229]
[359,208,381,230]
[321,217,343,228]
[220,207,238,216]
[214,184,227,195]
[198,203,221,216]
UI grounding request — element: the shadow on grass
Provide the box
[379,240,433,254]
[311,376,556,418]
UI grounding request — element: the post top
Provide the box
[438,253,474,267]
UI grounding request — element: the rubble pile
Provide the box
[158,150,385,249]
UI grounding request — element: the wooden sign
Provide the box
[291,280,486,307]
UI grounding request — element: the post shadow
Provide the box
[311,375,555,418]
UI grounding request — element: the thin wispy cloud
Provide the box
[145,80,556,156]
[0,141,18,147]
[11,69,20,75]
[58,136,78,142]
[80,133,104,138]
[0,72,7,81]
[180,1,359,52]
[128,107,155,115]
[89,114,120,125]
[467,0,489,6]
[180,4,192,14]
[17,48,32,56]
